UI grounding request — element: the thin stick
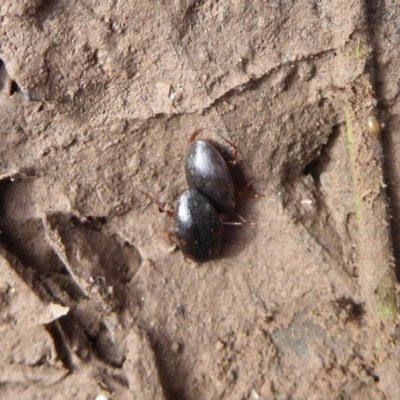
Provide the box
[343,76,397,324]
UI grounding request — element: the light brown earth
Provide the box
[1,1,400,399]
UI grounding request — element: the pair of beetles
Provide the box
[145,132,242,262]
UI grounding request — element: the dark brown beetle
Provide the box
[141,133,252,262]
[140,188,223,262]
[185,133,236,214]
[174,189,222,262]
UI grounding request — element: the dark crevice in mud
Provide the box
[278,106,338,186]
[34,0,64,21]
[209,49,337,111]
[94,367,130,393]
[146,331,189,400]
[0,59,7,93]
[50,307,127,370]
[0,180,10,215]
[45,320,75,371]
[0,181,86,301]
[361,364,380,383]
[9,80,20,95]
[0,224,63,275]
[0,180,128,378]
[210,75,266,108]
[0,225,46,291]
[335,297,365,323]
[178,0,205,40]
[54,313,92,364]
[282,124,347,267]
[0,59,21,96]
[40,272,87,303]
[46,313,125,372]
[302,125,340,187]
[364,1,386,62]
[0,220,84,306]
[90,322,126,367]
[70,215,107,231]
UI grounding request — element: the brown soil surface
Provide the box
[1,1,400,399]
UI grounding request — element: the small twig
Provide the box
[343,77,397,324]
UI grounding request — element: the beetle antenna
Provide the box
[223,221,256,226]
[139,189,174,217]
[238,181,264,198]
[232,211,247,222]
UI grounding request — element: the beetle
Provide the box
[185,132,236,214]
[140,188,222,262]
[174,188,222,262]
[140,133,253,262]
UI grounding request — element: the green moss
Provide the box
[354,41,364,58]
[375,281,398,321]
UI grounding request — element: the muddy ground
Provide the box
[1,1,400,399]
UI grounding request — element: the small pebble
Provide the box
[366,116,381,135]
[250,389,260,400]
[170,90,183,104]
[94,395,109,400]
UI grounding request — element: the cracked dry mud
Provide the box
[1,1,400,399]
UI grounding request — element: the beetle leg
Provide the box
[223,221,243,226]
[163,230,179,249]
[237,181,264,199]
[232,211,247,222]
[221,137,239,166]
[139,189,174,217]
[188,129,203,145]
[223,218,256,227]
